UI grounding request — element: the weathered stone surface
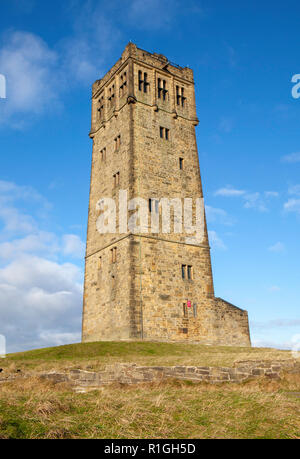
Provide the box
[38,359,300,390]
[82,42,251,346]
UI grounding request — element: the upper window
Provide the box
[158,78,168,101]
[159,126,169,140]
[138,70,149,93]
[119,71,127,97]
[182,264,193,280]
[98,95,104,120]
[176,86,186,107]
[108,85,115,108]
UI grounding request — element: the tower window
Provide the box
[183,303,188,317]
[176,85,186,107]
[159,126,170,140]
[138,70,149,93]
[119,71,127,97]
[149,198,159,213]
[111,247,117,263]
[114,135,121,151]
[100,147,106,161]
[113,172,120,187]
[179,157,184,170]
[158,78,168,100]
[193,303,197,318]
[98,95,104,120]
[182,265,193,280]
[108,85,115,108]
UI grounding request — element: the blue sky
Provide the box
[0,0,299,353]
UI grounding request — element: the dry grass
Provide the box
[0,342,298,439]
[0,373,299,439]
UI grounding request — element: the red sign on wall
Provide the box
[187,300,192,308]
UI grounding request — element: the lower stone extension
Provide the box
[38,359,300,391]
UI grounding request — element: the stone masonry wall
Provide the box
[82,42,251,347]
[41,360,300,391]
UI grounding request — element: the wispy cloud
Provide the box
[281,152,300,163]
[288,184,300,196]
[214,186,245,197]
[205,205,234,225]
[214,185,279,212]
[208,230,227,250]
[268,242,285,253]
[284,198,300,215]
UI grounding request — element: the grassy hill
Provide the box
[3,340,293,372]
[0,342,299,439]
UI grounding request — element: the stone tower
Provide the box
[82,43,251,346]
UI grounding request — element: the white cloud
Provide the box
[62,234,85,259]
[0,179,84,352]
[214,186,279,212]
[281,152,300,163]
[219,116,234,133]
[288,185,300,196]
[0,31,60,126]
[284,198,300,215]
[205,205,234,225]
[243,192,267,212]
[268,285,281,292]
[0,255,83,352]
[208,230,227,250]
[268,242,285,253]
[214,186,245,197]
[265,191,279,198]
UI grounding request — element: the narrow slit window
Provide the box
[193,303,197,318]
[98,95,104,120]
[183,303,187,317]
[111,247,117,263]
[160,126,164,138]
[187,265,193,280]
[165,128,169,140]
[119,71,127,97]
[101,147,106,161]
[114,135,121,151]
[179,157,184,169]
[113,172,120,187]
[181,264,186,279]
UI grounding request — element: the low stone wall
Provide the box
[41,359,300,390]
